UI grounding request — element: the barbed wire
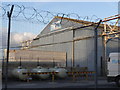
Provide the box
[1,4,119,49]
[1,4,104,25]
[1,4,118,26]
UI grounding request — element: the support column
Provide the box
[102,36,107,76]
[71,30,75,72]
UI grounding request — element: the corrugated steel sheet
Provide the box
[29,18,119,75]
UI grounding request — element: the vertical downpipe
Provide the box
[94,20,102,89]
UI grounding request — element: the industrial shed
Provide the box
[3,49,66,78]
[27,16,119,75]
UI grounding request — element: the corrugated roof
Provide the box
[35,16,119,40]
[54,16,106,29]
[54,16,120,30]
[54,16,94,25]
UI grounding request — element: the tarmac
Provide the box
[2,76,119,89]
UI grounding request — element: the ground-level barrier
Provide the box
[23,71,95,82]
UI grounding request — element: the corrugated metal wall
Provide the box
[74,27,103,74]
[31,30,73,67]
[30,18,119,75]
[106,39,119,56]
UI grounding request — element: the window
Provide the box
[108,57,110,62]
[50,20,61,31]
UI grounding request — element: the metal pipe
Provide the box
[37,57,40,66]
[66,53,67,67]
[72,41,74,68]
[19,57,22,66]
[71,40,74,72]
[102,16,120,22]
[94,20,102,89]
[28,35,103,49]
[102,36,107,76]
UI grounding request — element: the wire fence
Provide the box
[1,3,119,50]
[0,4,108,25]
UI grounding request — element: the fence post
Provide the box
[52,72,55,82]
[27,72,30,82]
[72,72,76,82]
[85,72,88,80]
